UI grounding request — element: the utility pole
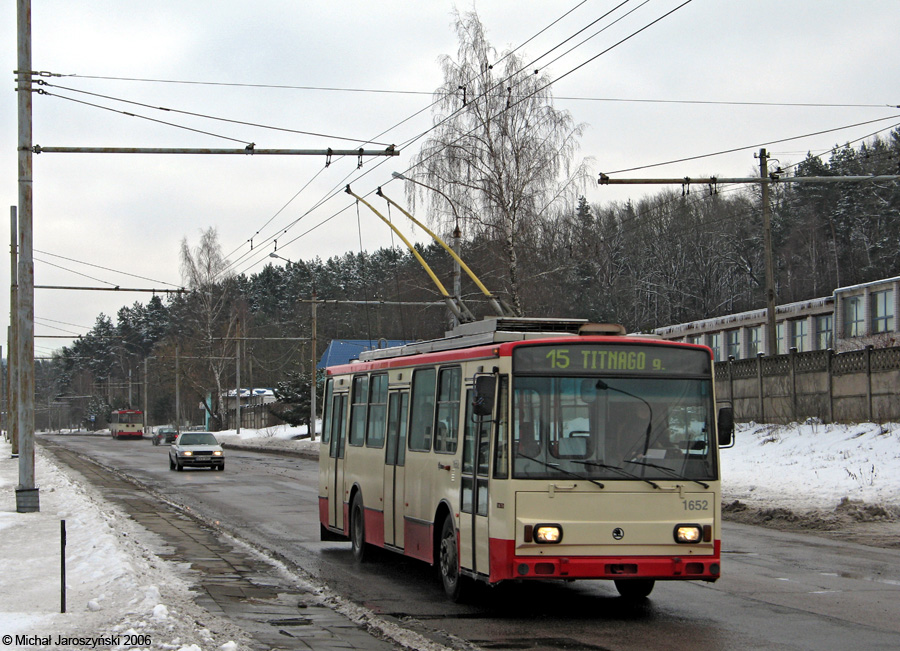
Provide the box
[759,148,777,354]
[8,208,18,455]
[235,318,241,436]
[175,343,181,433]
[310,288,317,438]
[16,0,38,512]
[143,357,149,434]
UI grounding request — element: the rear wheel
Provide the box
[439,516,469,602]
[614,579,655,599]
[350,494,369,563]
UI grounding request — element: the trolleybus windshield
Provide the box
[512,345,717,482]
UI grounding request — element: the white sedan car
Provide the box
[168,432,225,471]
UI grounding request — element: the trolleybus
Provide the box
[318,318,734,600]
[110,409,144,440]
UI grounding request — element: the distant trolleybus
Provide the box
[110,409,144,440]
[318,318,734,601]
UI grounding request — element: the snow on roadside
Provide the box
[721,420,900,513]
[0,440,252,651]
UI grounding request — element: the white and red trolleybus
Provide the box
[318,318,734,600]
[110,409,144,440]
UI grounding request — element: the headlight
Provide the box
[674,524,702,543]
[213,451,222,456]
[534,524,563,544]
[182,450,193,456]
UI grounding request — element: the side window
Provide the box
[366,374,388,448]
[385,392,409,467]
[434,366,461,454]
[328,394,347,459]
[493,376,509,479]
[349,375,368,447]
[409,368,437,451]
[321,378,334,444]
[462,390,476,475]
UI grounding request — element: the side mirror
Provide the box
[473,375,496,416]
[717,405,735,448]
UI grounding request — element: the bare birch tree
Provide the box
[409,10,586,314]
[179,227,236,428]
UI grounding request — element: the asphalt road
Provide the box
[41,432,900,651]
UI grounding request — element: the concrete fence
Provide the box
[715,345,900,424]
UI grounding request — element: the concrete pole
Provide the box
[175,343,181,433]
[760,148,778,355]
[143,358,149,434]
[310,290,317,439]
[8,208,18,454]
[451,225,462,330]
[235,319,241,436]
[16,0,39,511]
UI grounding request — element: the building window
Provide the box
[709,333,722,361]
[873,289,894,333]
[726,330,740,359]
[776,322,785,354]
[815,315,833,350]
[687,334,702,345]
[746,326,761,357]
[791,319,808,352]
[843,295,864,337]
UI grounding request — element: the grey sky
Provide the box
[3,1,899,357]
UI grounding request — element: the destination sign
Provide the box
[513,344,711,376]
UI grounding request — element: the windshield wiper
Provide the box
[574,460,660,490]
[518,454,604,489]
[623,459,710,488]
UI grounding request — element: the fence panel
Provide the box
[716,345,900,424]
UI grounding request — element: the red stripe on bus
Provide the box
[488,538,721,583]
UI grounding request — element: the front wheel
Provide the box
[439,516,469,602]
[614,579,655,599]
[350,494,369,563]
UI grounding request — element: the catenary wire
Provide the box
[38,81,394,147]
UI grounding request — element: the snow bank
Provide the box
[721,421,900,511]
[0,441,252,650]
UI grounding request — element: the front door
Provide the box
[459,389,492,576]
[383,391,409,549]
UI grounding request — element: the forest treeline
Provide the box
[43,130,900,430]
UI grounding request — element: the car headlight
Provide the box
[674,524,702,543]
[182,450,193,456]
[213,451,222,456]
[534,524,563,544]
